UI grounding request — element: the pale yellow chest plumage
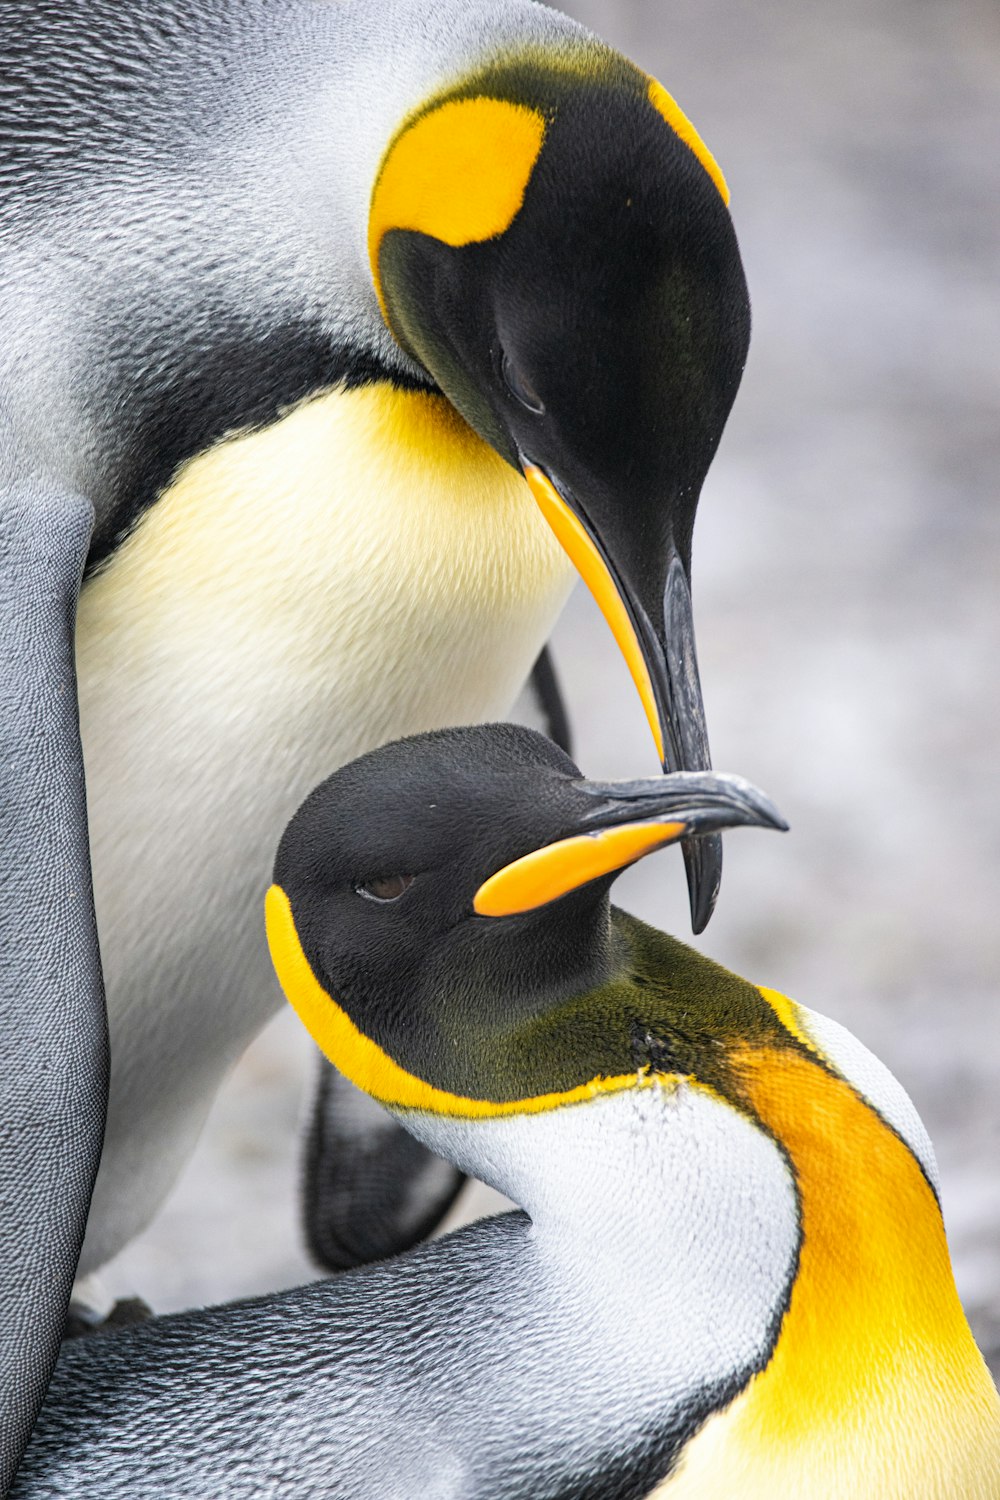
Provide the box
[74,383,574,1271]
[79,384,573,755]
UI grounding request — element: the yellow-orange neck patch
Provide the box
[661,1011,1000,1495]
[265,883,644,1118]
[739,1044,980,1433]
[647,77,729,206]
[369,97,547,324]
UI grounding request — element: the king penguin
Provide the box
[14,725,999,1500]
[0,0,751,1479]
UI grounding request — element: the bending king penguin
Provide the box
[0,0,749,1479]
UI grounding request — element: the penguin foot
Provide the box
[64,1296,153,1340]
[303,1061,466,1272]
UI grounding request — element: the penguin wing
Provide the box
[302,1057,466,1272]
[0,470,108,1490]
[527,645,573,758]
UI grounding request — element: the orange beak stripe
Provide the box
[523,465,665,765]
[473,819,686,917]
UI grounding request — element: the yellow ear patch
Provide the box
[369,97,547,322]
[265,883,643,1118]
[647,77,730,206]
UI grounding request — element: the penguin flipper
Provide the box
[303,1059,465,1272]
[0,475,108,1491]
[528,644,573,756]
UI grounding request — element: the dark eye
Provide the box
[355,874,414,903]
[501,351,545,415]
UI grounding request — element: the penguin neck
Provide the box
[519,1079,795,1299]
[411,1082,799,1433]
[658,1044,1000,1497]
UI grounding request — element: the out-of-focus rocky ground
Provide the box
[101,0,1000,1374]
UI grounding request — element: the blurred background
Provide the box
[100,0,1000,1373]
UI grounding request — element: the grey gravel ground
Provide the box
[99,0,1000,1375]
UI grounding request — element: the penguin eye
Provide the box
[501,351,545,415]
[355,874,414,903]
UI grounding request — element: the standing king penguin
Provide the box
[14,726,1000,1499]
[0,0,750,1480]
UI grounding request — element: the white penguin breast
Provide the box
[74,384,575,1269]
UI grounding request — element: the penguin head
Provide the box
[369,57,750,932]
[269,731,994,1476]
[266,723,785,1135]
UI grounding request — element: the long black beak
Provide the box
[473,770,785,918]
[522,462,722,933]
[579,769,787,837]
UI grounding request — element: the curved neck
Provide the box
[661,1047,1000,1497]
[404,1082,798,1442]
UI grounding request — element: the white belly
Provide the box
[75,384,574,1271]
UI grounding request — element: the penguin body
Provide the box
[16,727,999,1499]
[75,384,572,1268]
[1,0,751,1469]
[18,1089,795,1500]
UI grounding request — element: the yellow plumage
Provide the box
[74,381,574,1269]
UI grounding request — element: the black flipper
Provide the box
[0,474,108,1493]
[302,1060,465,1273]
[528,644,573,756]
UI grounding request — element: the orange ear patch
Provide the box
[647,77,729,206]
[369,97,547,322]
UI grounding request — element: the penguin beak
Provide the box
[473,771,786,918]
[522,463,721,933]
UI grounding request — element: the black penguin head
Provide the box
[369,57,751,932]
[267,725,784,1110]
[272,725,590,1012]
